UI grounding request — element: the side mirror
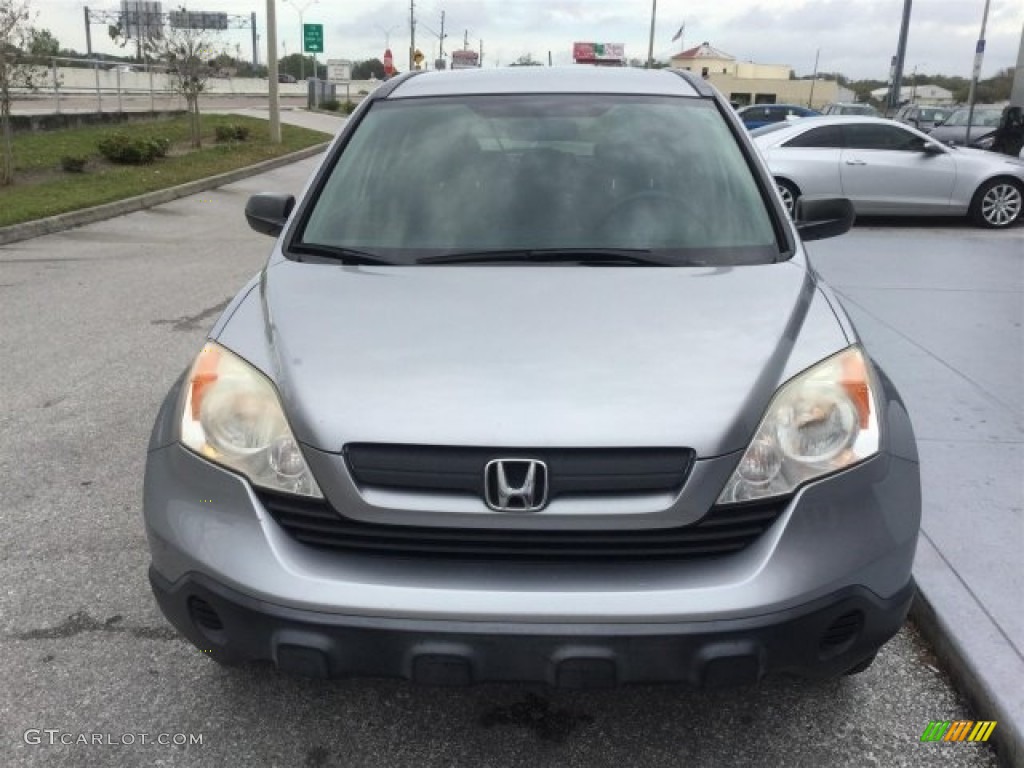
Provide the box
[245,194,296,237]
[921,142,945,155]
[795,197,854,242]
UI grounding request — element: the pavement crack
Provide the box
[10,610,179,642]
[152,297,232,332]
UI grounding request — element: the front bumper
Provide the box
[151,567,915,686]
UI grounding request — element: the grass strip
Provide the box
[0,114,329,227]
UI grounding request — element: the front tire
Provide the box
[775,179,800,219]
[970,178,1023,228]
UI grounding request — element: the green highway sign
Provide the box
[303,24,323,53]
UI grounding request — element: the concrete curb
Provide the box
[0,142,329,247]
[911,586,1022,768]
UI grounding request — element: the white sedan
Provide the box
[751,116,1024,228]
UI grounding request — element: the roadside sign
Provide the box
[327,59,352,82]
[450,50,479,69]
[383,48,394,76]
[303,24,323,53]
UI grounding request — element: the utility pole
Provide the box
[84,7,93,56]
[965,0,993,145]
[646,0,657,68]
[409,0,416,70]
[808,48,820,108]
[888,0,912,114]
[480,39,484,67]
[439,11,445,60]
[464,29,468,50]
[267,0,281,143]
[251,12,258,65]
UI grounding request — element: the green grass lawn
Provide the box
[0,114,330,227]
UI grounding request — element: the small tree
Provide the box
[0,0,38,185]
[110,10,220,149]
[27,25,57,57]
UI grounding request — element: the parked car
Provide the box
[736,103,820,129]
[277,73,297,83]
[752,115,1024,228]
[970,106,1024,158]
[145,67,921,686]
[822,102,879,117]
[894,104,953,132]
[927,106,1003,146]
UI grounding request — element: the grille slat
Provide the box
[345,444,695,499]
[260,491,786,562]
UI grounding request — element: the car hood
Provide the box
[216,259,850,457]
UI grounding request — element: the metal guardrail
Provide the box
[10,56,185,114]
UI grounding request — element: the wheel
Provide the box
[775,179,800,218]
[969,178,1023,228]
[843,653,877,676]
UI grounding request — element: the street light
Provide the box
[910,63,926,103]
[283,0,318,81]
[376,24,398,50]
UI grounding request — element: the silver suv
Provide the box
[144,67,920,687]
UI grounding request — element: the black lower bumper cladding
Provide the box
[150,567,914,688]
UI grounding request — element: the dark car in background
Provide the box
[928,106,1003,146]
[736,103,820,129]
[894,104,953,132]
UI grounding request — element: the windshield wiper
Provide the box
[288,243,394,266]
[417,248,673,266]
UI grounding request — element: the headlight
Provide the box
[179,343,322,498]
[718,346,880,504]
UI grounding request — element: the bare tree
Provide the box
[0,0,38,186]
[111,9,221,149]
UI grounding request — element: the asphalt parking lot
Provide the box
[0,156,1014,767]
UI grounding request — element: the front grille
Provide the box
[259,491,787,562]
[344,444,695,499]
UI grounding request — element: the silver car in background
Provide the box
[144,67,921,687]
[753,116,1024,228]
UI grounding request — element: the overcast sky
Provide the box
[34,0,1024,80]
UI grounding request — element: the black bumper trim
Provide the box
[150,567,915,687]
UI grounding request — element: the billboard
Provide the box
[120,1,163,40]
[572,42,625,62]
[451,50,480,69]
[168,10,229,30]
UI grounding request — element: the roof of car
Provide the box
[740,103,813,110]
[384,66,703,99]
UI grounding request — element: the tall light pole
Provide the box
[808,48,821,108]
[646,0,657,68]
[266,0,281,143]
[376,24,398,49]
[283,0,318,81]
[889,0,912,114]
[965,0,993,145]
[910,62,926,103]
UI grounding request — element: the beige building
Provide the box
[669,42,853,110]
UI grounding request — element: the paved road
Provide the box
[0,158,1005,767]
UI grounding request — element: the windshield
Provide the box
[919,108,950,123]
[838,105,877,115]
[942,108,1002,127]
[298,94,780,266]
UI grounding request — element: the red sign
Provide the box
[383,48,394,76]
